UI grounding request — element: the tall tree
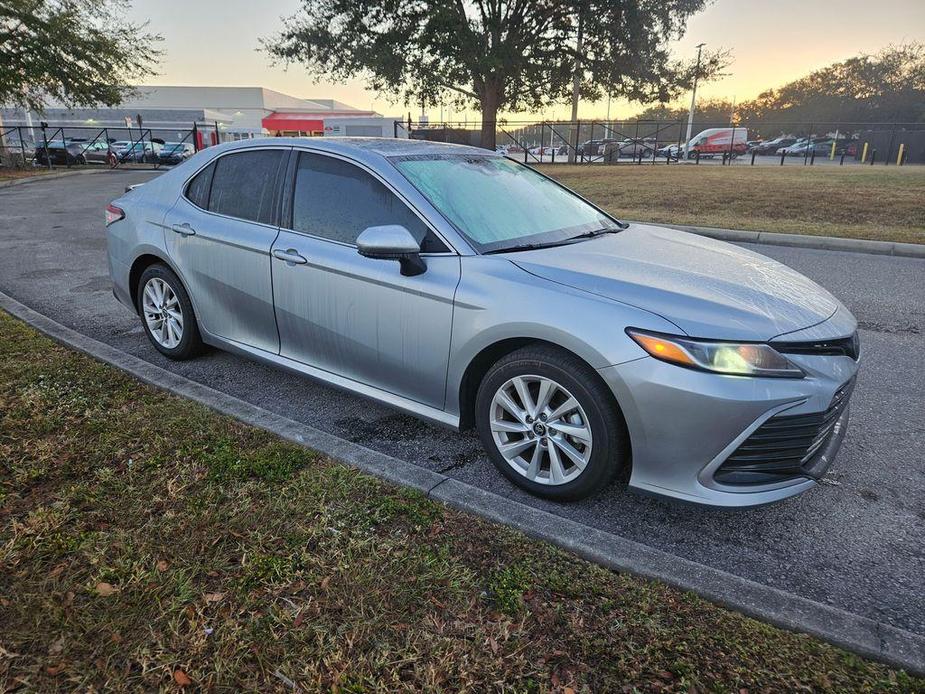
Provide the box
[264,0,727,149]
[0,0,161,113]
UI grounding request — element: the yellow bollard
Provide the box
[897,143,905,165]
[830,140,837,160]
[861,142,869,163]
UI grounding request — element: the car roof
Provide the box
[207,136,497,162]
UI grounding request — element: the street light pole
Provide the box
[684,43,705,158]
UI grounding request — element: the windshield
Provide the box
[391,155,621,253]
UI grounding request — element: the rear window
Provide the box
[185,162,215,209]
[207,150,285,225]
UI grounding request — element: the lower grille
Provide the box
[715,379,854,486]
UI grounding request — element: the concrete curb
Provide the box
[1,289,923,677]
[647,222,925,259]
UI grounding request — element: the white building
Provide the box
[1,85,404,142]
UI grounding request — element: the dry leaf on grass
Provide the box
[173,669,193,686]
[156,560,169,572]
[204,592,224,603]
[95,582,119,596]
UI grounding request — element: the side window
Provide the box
[208,150,285,224]
[291,152,448,252]
[185,162,214,209]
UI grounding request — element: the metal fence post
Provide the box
[750,149,756,166]
[804,124,813,166]
[60,128,70,168]
[18,126,26,166]
[41,125,51,169]
[779,150,785,166]
[885,123,896,165]
[870,150,876,165]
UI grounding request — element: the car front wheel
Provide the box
[476,345,628,501]
[136,264,204,360]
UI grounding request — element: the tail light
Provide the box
[105,203,124,226]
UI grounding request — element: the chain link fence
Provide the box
[0,122,224,172]
[400,118,925,167]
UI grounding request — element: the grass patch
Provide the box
[0,167,58,183]
[1,310,922,691]
[541,164,925,244]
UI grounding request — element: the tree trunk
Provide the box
[479,87,501,150]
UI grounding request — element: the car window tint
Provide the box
[291,152,447,252]
[185,162,215,209]
[208,150,284,224]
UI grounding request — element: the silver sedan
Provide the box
[105,138,859,506]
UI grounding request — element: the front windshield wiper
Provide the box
[566,225,626,242]
[483,223,629,255]
[483,240,573,254]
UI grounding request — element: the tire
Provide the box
[136,264,204,360]
[475,345,629,501]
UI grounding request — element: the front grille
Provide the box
[772,332,860,360]
[715,379,854,486]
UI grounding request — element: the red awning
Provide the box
[261,113,324,131]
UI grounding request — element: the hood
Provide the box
[507,224,843,341]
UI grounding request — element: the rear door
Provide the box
[164,147,289,353]
[271,150,459,408]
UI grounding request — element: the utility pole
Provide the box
[567,7,585,163]
[684,43,705,158]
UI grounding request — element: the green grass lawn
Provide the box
[1,311,922,691]
[541,164,925,244]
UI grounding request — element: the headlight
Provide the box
[626,329,804,378]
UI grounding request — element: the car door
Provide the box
[164,147,288,354]
[271,150,459,409]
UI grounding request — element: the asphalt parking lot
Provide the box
[1,169,923,640]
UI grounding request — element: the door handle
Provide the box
[272,248,308,265]
[171,222,196,237]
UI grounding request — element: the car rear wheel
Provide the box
[136,264,204,360]
[476,345,628,501]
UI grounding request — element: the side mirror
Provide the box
[356,225,426,276]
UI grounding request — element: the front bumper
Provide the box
[598,350,859,507]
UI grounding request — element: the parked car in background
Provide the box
[753,137,798,155]
[655,143,682,159]
[105,138,860,507]
[81,140,118,165]
[601,139,653,159]
[577,139,615,156]
[777,139,813,156]
[112,141,163,163]
[34,141,87,165]
[159,142,195,165]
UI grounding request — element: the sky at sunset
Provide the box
[127,0,925,122]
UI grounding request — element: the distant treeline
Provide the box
[630,44,925,130]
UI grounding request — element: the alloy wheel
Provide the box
[142,277,184,349]
[489,375,593,485]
